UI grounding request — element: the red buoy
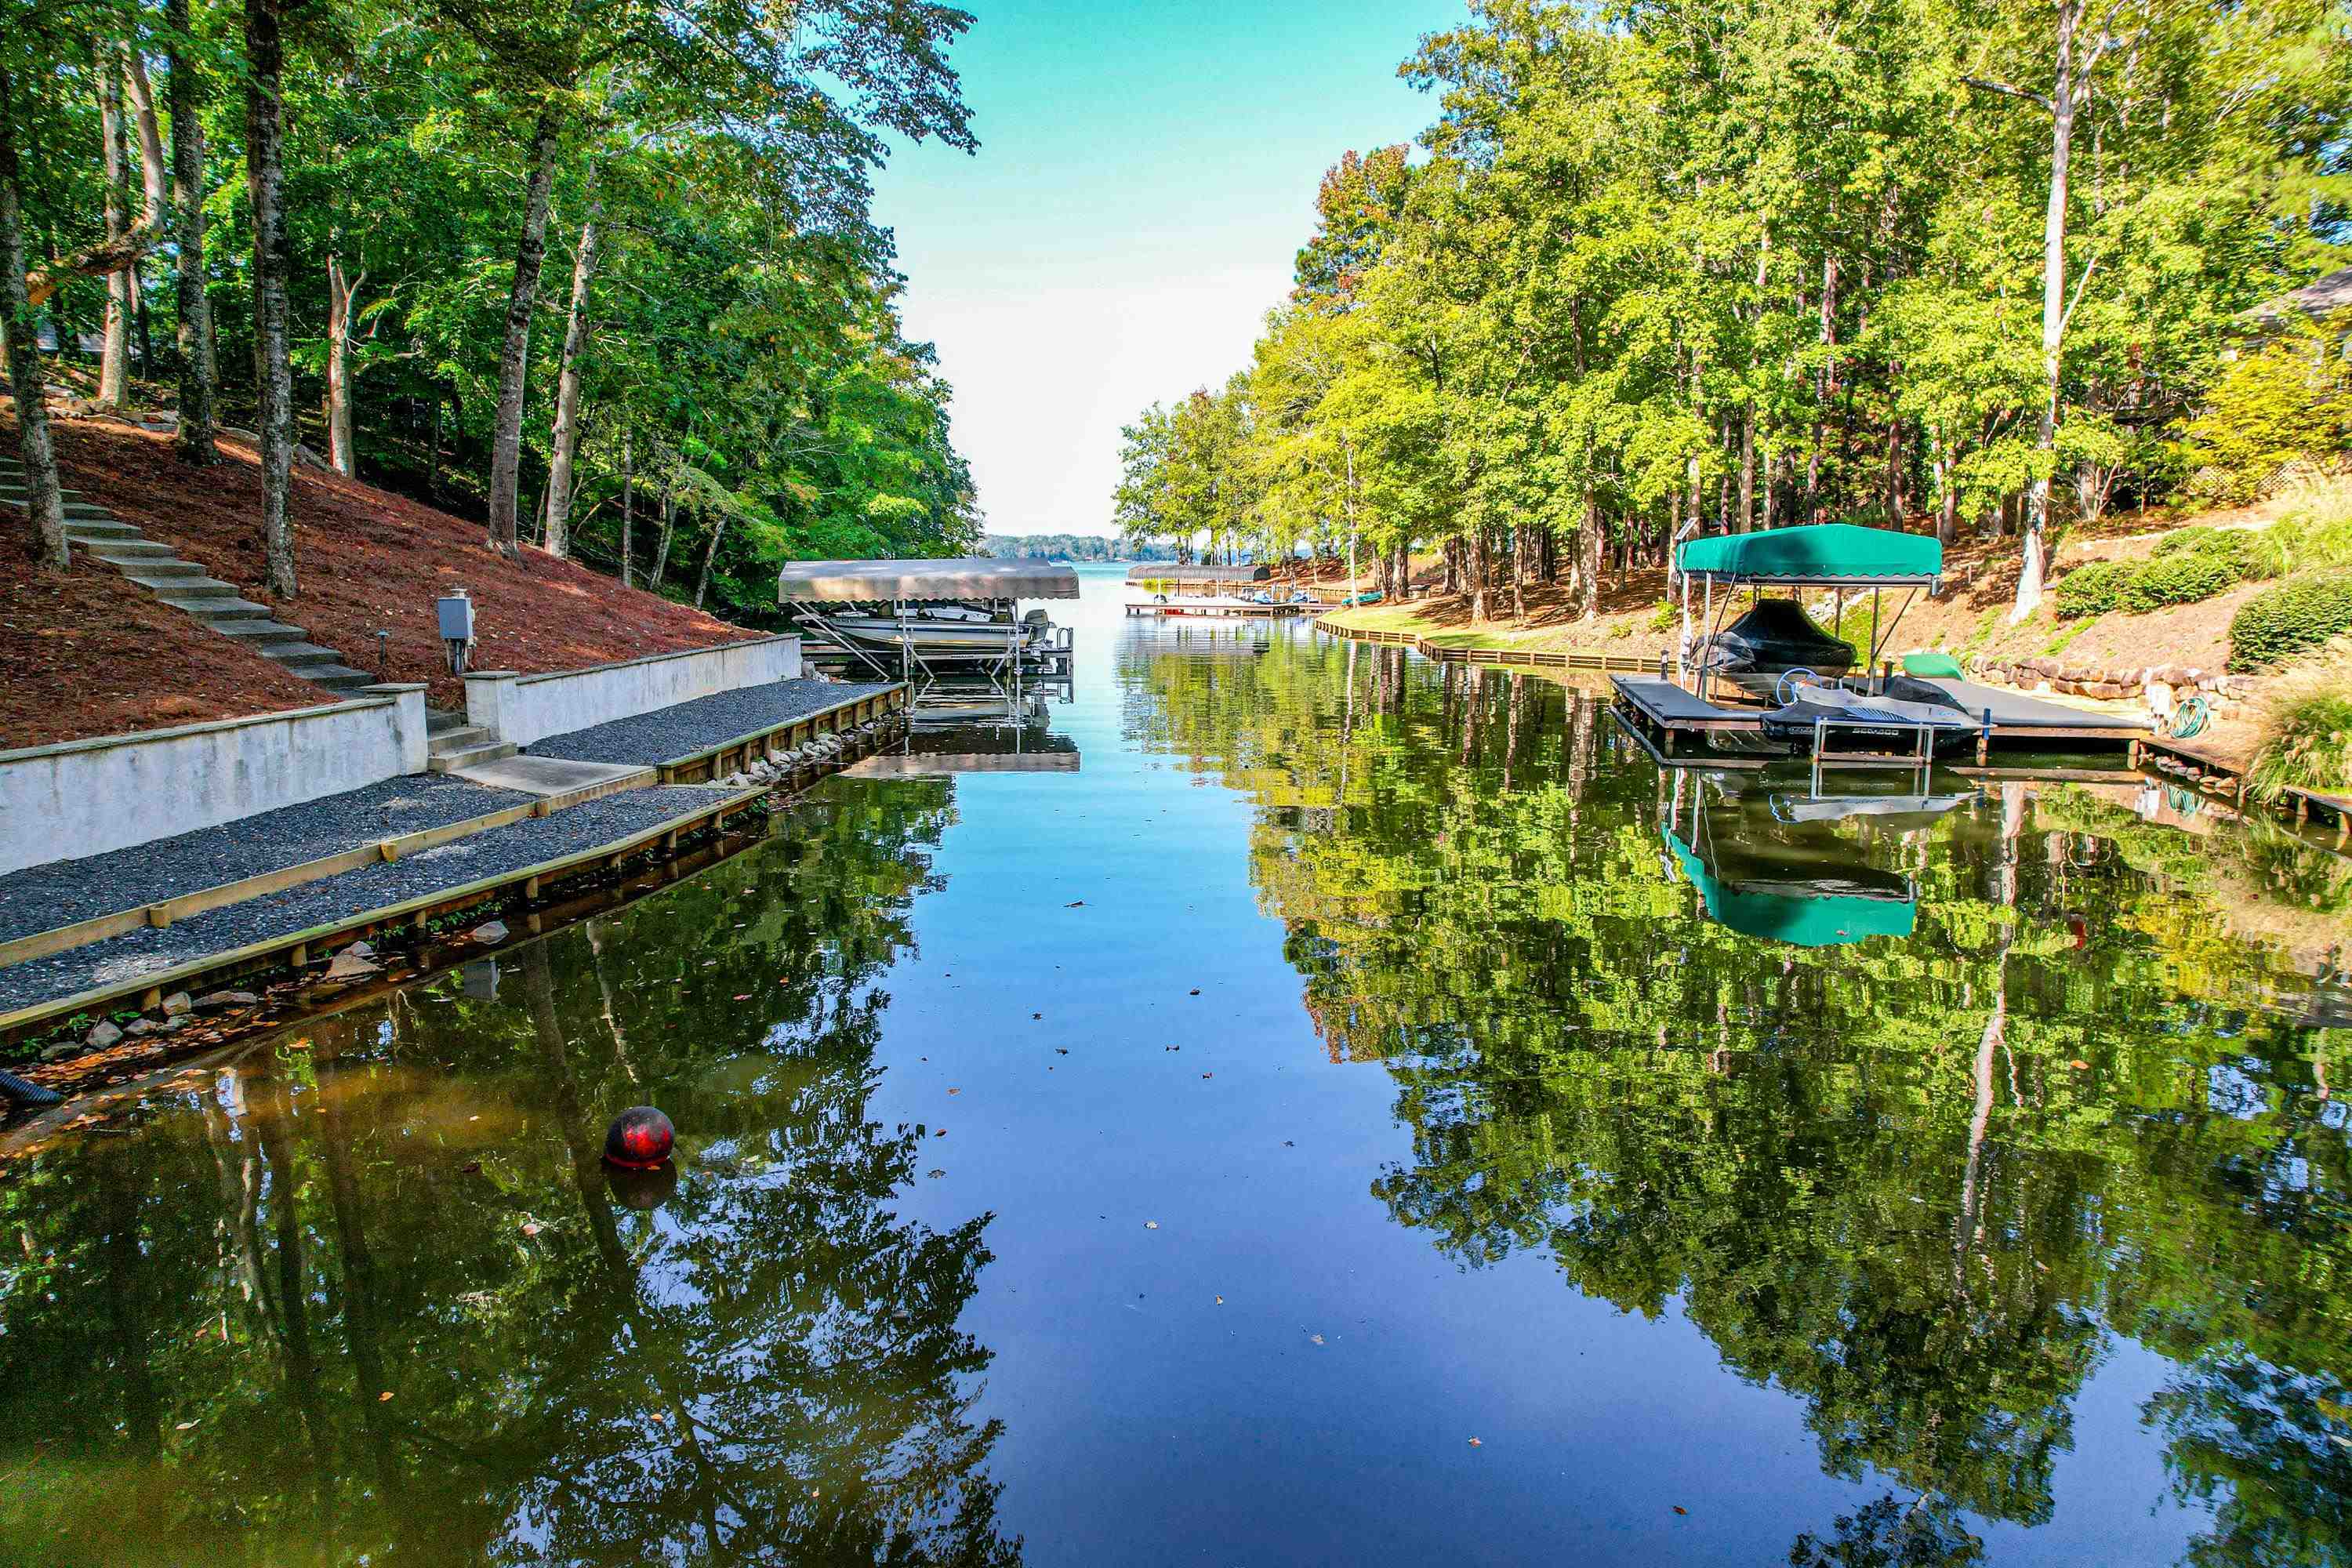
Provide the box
[603,1105,674,1170]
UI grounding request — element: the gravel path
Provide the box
[526,680,893,767]
[0,787,736,1014]
[0,774,533,945]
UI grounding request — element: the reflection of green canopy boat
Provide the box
[1665,829,1917,946]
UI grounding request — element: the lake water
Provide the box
[3,564,2348,1566]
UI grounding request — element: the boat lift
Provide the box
[778,557,1078,722]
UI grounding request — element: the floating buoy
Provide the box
[603,1105,673,1170]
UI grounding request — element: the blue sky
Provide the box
[868,0,1470,539]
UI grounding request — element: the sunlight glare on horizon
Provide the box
[868,0,1467,540]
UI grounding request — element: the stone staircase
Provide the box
[424,705,517,772]
[0,452,377,699]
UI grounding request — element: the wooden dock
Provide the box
[1128,600,1308,619]
[1313,616,1664,673]
[1607,673,2144,764]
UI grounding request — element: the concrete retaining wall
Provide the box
[0,684,430,877]
[463,636,800,749]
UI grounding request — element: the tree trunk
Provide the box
[426,391,442,498]
[97,50,132,409]
[324,253,363,477]
[164,0,218,464]
[694,508,728,608]
[245,0,297,599]
[1577,498,1603,621]
[543,174,602,561]
[2013,5,2084,623]
[0,67,70,571]
[619,429,632,587]
[486,101,563,556]
[650,488,675,590]
[1737,407,1755,532]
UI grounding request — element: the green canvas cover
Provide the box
[1676,524,1942,585]
[1902,650,1965,678]
[1665,831,1918,947]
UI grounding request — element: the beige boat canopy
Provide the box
[778,557,1080,603]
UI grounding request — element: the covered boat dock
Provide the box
[1615,524,2148,767]
[780,557,1077,717]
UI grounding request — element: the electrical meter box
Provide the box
[437,592,474,642]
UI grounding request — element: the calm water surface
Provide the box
[4,567,2350,1566]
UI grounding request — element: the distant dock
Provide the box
[1127,598,1308,619]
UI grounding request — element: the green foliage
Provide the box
[2186,309,2352,503]
[1102,0,2347,614]
[2230,572,2352,669]
[2122,550,2242,611]
[2052,560,2137,618]
[2249,666,2352,802]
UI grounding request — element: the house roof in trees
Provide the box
[2240,266,2352,331]
[1676,524,1942,586]
[1123,563,1271,583]
[778,558,1080,602]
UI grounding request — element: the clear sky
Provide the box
[866,0,1470,540]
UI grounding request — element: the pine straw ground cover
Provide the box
[2,528,325,750]
[28,416,760,711]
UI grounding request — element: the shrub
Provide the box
[2151,526,2223,557]
[2052,559,2136,618]
[2121,550,2239,611]
[2184,307,2352,503]
[2230,572,2352,670]
[2248,646,2352,802]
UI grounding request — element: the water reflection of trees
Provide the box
[0,786,1019,1567]
[1133,633,2352,1568]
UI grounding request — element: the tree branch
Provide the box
[1962,75,2053,114]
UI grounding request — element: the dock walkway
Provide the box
[1609,673,2145,762]
[0,774,539,964]
[528,679,898,779]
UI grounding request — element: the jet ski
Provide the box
[1759,677,1980,757]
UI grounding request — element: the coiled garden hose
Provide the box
[2169,695,2211,740]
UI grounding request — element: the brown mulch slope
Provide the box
[31,417,757,710]
[2,541,328,750]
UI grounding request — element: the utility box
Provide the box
[437,591,475,642]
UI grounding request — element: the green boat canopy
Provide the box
[1675,524,1942,586]
[1665,831,1918,947]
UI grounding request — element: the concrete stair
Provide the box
[0,453,376,702]
[419,704,517,771]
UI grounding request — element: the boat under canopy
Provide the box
[779,557,1079,718]
[1673,523,1944,706]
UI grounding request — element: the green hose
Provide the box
[2170,694,2211,739]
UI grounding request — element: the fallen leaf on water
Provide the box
[1055,1047,1069,1055]
[2069,1058,2091,1069]
[935,1127,946,1137]
[1065,900,1085,908]
[1145,1221,1160,1229]
[1215,1295,1224,1305]
[1032,1012,1042,1019]
[651,1411,668,1424]
[1468,1438,1481,1447]
[1310,1334,1324,1345]
[947,1087,960,1094]
[1189,989,1200,996]
[175,1421,197,1431]
[378,1392,394,1403]
[1201,1073,1213,1080]
[459,1160,481,1174]
[521,1223,541,1237]
[732,994,750,1001]
[1673,1506,1687,1515]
